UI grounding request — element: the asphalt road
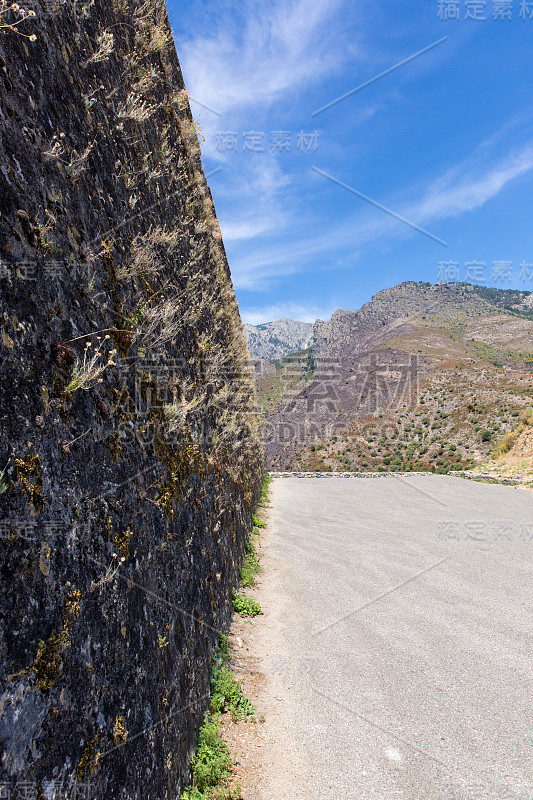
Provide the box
[256,476,533,800]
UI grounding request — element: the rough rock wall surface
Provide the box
[0,1,263,797]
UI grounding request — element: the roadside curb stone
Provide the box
[267,470,525,486]
[268,471,439,478]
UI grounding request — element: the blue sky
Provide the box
[168,0,533,324]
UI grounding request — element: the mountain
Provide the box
[243,318,314,360]
[469,285,533,318]
[313,282,496,357]
[254,282,533,472]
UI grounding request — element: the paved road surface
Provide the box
[252,476,533,800]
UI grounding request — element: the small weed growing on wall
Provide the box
[82,30,114,66]
[66,336,117,393]
[0,2,37,40]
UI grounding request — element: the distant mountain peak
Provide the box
[243,318,314,360]
[243,282,533,361]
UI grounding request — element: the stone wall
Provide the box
[0,1,264,797]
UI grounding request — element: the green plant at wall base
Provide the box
[239,535,261,589]
[259,474,272,507]
[239,555,260,589]
[251,513,265,529]
[210,667,255,722]
[208,633,229,682]
[180,713,241,800]
[182,636,248,799]
[231,589,262,617]
[218,634,230,658]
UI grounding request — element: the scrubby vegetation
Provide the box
[491,407,533,458]
[261,334,533,473]
[181,630,257,798]
[232,590,262,617]
[239,530,261,589]
[182,475,270,798]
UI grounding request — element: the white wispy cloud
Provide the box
[178,0,346,119]
[217,158,293,241]
[409,142,533,223]
[230,135,533,291]
[176,0,353,260]
[176,7,533,299]
[229,229,346,290]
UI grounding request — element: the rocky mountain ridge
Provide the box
[245,282,533,361]
[253,281,533,472]
[243,317,314,360]
[313,282,497,357]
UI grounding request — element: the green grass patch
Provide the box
[181,713,237,800]
[209,635,255,722]
[232,589,262,617]
[182,477,270,799]
[239,533,261,588]
[211,667,255,721]
[239,551,260,588]
[259,474,272,507]
[181,634,254,799]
